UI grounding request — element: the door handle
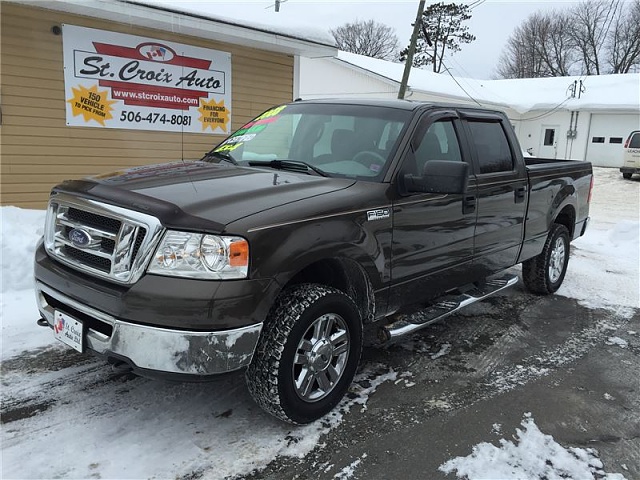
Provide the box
[514,186,526,204]
[463,195,476,214]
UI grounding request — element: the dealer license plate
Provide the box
[53,310,84,353]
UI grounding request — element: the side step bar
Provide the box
[379,275,518,343]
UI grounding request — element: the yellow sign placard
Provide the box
[198,98,230,132]
[67,85,117,126]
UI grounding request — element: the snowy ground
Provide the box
[1,167,638,479]
[440,413,628,480]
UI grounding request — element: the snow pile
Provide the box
[606,336,629,348]
[559,220,639,314]
[557,168,640,314]
[440,413,628,480]
[1,207,46,292]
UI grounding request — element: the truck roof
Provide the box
[292,97,501,114]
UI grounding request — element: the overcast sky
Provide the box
[146,0,588,79]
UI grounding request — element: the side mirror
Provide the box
[403,160,469,194]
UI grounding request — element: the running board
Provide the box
[379,275,518,343]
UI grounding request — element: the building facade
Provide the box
[1,1,335,208]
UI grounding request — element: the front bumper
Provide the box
[620,167,640,174]
[36,281,262,376]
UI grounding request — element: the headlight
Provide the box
[148,231,249,279]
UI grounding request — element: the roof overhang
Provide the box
[332,56,509,109]
[9,0,338,58]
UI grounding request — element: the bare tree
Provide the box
[401,2,476,73]
[496,11,575,78]
[331,19,400,61]
[605,0,640,73]
[497,0,640,78]
[569,0,622,75]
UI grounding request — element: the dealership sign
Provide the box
[62,25,232,133]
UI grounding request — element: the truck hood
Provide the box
[53,161,355,232]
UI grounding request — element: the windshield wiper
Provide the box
[247,159,329,177]
[202,150,238,165]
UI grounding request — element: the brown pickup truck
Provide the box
[35,99,593,424]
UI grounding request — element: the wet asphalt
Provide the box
[246,282,640,480]
[2,277,638,480]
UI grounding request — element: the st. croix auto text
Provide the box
[120,111,192,125]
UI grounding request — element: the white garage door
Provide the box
[586,114,640,167]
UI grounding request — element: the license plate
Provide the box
[53,310,84,353]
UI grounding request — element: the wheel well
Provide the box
[555,205,575,237]
[288,258,375,324]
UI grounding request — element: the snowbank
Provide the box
[1,207,46,293]
[559,219,640,314]
[440,413,627,480]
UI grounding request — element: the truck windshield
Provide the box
[207,103,411,181]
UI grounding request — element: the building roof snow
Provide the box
[9,0,337,58]
[336,51,640,114]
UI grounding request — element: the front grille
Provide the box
[65,246,112,272]
[44,194,164,284]
[67,207,121,233]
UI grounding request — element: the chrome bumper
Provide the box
[35,281,262,376]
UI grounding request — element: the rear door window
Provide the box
[629,132,640,149]
[467,121,514,174]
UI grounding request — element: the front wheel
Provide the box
[622,172,632,179]
[246,284,362,424]
[522,224,570,294]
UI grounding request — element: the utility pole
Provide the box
[266,0,287,12]
[398,0,426,99]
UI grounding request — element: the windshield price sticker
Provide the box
[214,105,287,152]
[53,311,84,353]
[63,25,232,134]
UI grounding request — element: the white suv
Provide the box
[621,130,640,179]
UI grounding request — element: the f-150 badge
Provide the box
[367,209,391,221]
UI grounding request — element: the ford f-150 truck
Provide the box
[35,99,593,424]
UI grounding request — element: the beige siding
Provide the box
[1,3,294,208]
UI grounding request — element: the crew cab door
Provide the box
[388,111,477,311]
[460,112,527,276]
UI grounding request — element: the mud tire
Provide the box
[246,284,362,424]
[522,224,570,295]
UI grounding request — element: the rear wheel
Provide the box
[622,172,632,179]
[522,224,570,294]
[246,284,362,424]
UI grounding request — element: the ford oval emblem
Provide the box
[69,228,92,248]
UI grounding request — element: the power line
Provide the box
[446,56,497,101]
[469,0,487,10]
[440,61,484,107]
[517,97,572,122]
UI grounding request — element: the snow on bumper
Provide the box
[35,281,262,375]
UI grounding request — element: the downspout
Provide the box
[293,55,300,100]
